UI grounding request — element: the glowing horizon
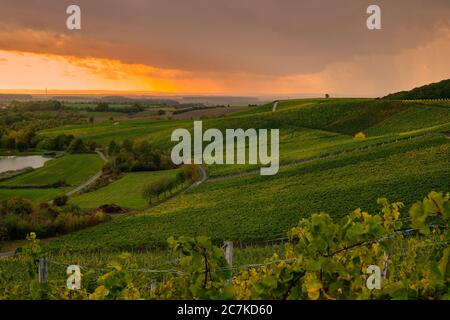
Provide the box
[0,1,449,97]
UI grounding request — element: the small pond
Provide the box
[0,155,51,173]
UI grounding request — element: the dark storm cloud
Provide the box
[0,0,449,75]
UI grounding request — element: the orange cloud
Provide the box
[0,27,449,96]
[0,49,223,94]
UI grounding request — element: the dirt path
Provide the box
[65,150,107,197]
[184,165,207,192]
[0,251,15,259]
[272,101,279,112]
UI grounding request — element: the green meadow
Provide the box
[0,154,103,202]
[71,169,182,210]
[0,188,64,203]
[39,119,189,149]
[0,154,103,187]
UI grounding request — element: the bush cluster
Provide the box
[0,197,110,240]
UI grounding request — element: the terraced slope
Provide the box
[47,134,450,251]
[32,98,450,252]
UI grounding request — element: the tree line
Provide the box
[141,165,197,204]
[105,139,175,173]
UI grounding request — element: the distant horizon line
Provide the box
[0,89,376,99]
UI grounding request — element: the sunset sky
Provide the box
[0,0,449,97]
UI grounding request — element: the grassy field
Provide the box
[38,119,188,149]
[0,154,103,187]
[0,188,64,203]
[71,169,182,210]
[66,103,134,110]
[0,154,103,203]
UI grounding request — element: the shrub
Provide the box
[1,197,33,215]
[36,134,74,151]
[354,131,366,140]
[142,177,174,204]
[0,198,110,240]
[97,204,125,214]
[50,180,69,188]
[108,140,120,157]
[66,138,88,153]
[87,141,98,152]
[105,139,175,173]
[53,195,68,207]
[181,164,197,181]
[95,102,110,112]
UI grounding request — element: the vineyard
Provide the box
[1,97,450,300]
[43,133,450,251]
[0,191,449,299]
[2,0,450,305]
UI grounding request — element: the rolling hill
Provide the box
[384,79,450,100]
[38,98,450,251]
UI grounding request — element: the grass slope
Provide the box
[0,154,103,203]
[384,79,450,99]
[0,188,64,203]
[71,169,182,209]
[0,154,103,187]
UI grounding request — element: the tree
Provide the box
[55,134,75,150]
[36,137,56,150]
[36,134,74,151]
[142,184,157,204]
[131,103,145,113]
[87,141,98,152]
[53,195,68,207]
[142,177,174,203]
[2,132,16,149]
[108,140,120,156]
[1,197,33,215]
[325,94,330,98]
[181,164,197,181]
[95,102,110,112]
[176,172,186,186]
[121,139,134,153]
[66,138,88,153]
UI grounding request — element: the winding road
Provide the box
[185,165,207,192]
[0,251,15,259]
[272,101,279,112]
